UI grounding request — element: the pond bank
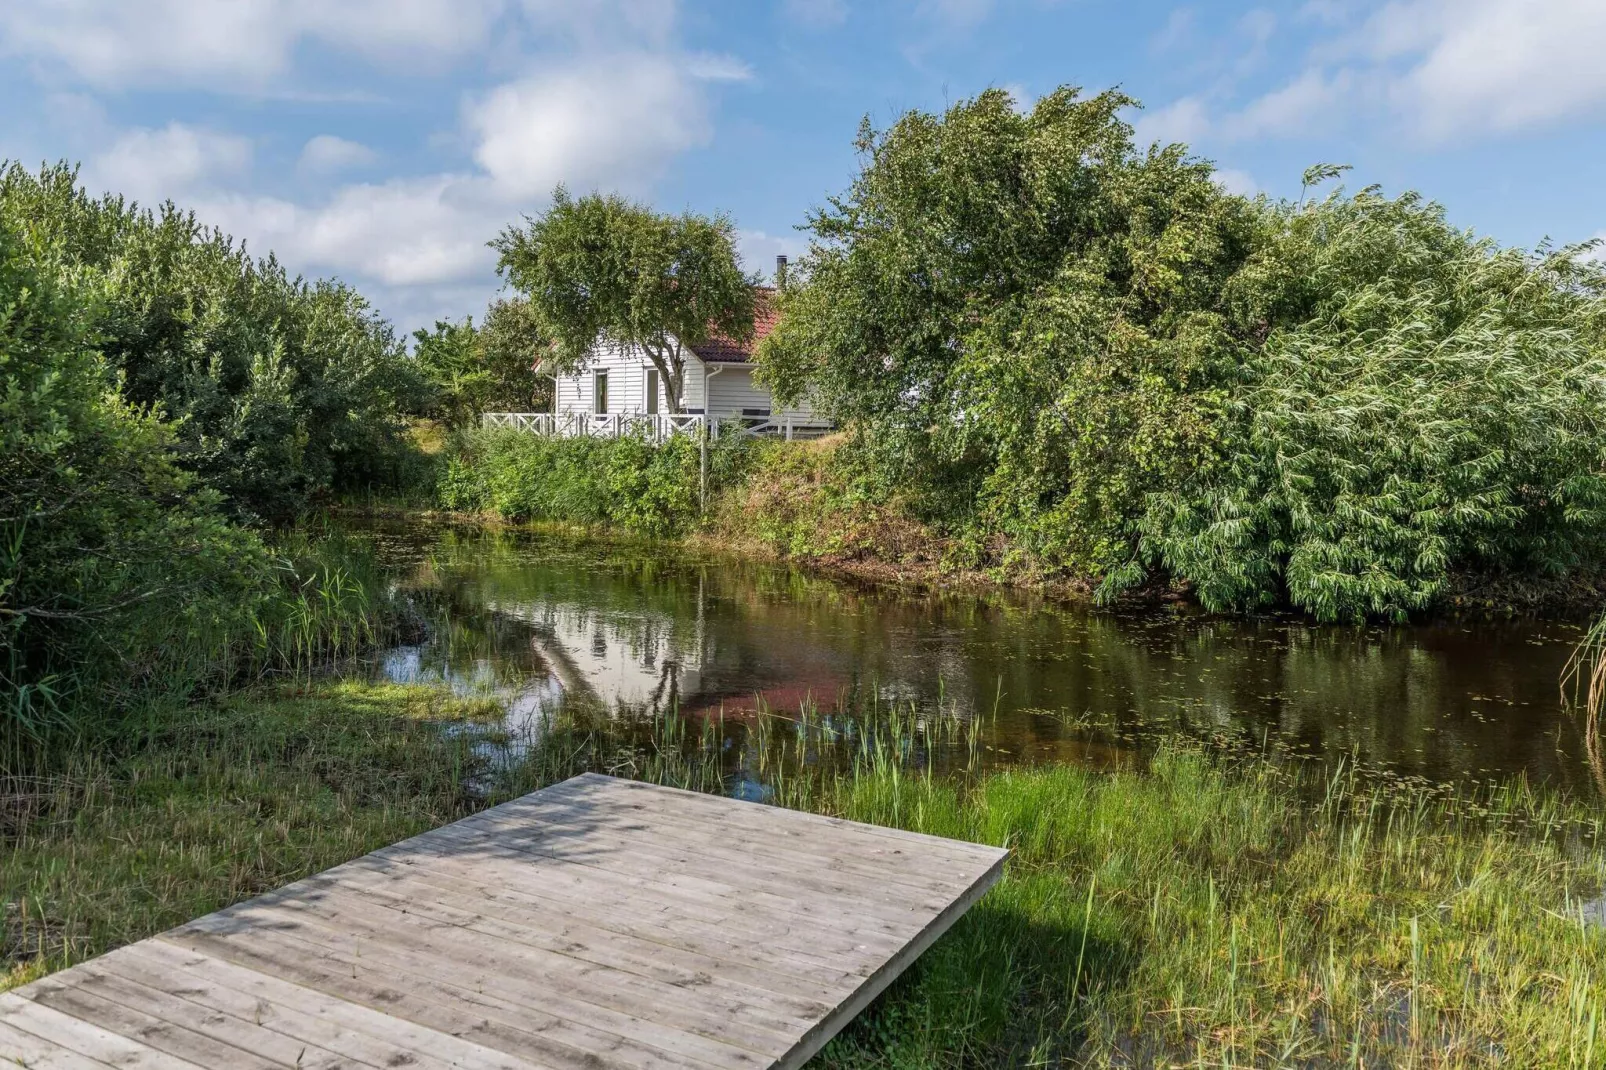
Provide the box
[7,676,1604,1066]
[1,680,506,991]
[371,427,1606,619]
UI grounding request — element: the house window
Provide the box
[645,368,660,415]
[593,371,608,415]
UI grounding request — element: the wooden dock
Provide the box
[1,772,1007,1069]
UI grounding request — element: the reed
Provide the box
[0,680,501,989]
[3,527,415,767]
[7,674,1603,1066]
[527,700,1606,1068]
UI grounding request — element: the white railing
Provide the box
[481,412,834,442]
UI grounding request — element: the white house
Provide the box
[495,268,829,440]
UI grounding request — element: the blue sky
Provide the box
[3,0,1603,331]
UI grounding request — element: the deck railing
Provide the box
[481,411,834,442]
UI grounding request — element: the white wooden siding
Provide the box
[550,342,816,419]
[554,343,680,416]
[705,366,815,418]
[555,344,711,416]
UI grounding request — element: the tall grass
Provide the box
[2,681,502,990]
[1564,611,1606,797]
[2,527,413,769]
[521,699,1606,1067]
[7,650,1603,1065]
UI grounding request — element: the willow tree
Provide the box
[492,190,755,414]
[758,85,1606,621]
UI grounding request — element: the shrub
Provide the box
[440,427,754,539]
[0,162,426,522]
[0,206,261,742]
[761,85,1606,619]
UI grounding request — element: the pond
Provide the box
[350,518,1602,802]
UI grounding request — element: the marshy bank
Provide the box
[10,517,1605,1067]
[8,672,1605,1067]
[418,425,1606,621]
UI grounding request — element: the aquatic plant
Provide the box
[526,700,1606,1067]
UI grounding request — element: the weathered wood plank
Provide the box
[0,993,203,1070]
[479,786,982,893]
[164,921,767,1070]
[445,805,971,917]
[180,892,810,1059]
[5,774,1008,1069]
[126,941,542,1070]
[0,1017,116,1069]
[523,774,994,873]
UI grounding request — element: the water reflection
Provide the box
[350,519,1599,801]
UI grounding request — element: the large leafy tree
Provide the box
[760,85,1606,620]
[413,298,550,429]
[758,86,1260,558]
[0,162,424,522]
[492,190,755,414]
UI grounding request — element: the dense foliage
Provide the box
[440,426,752,538]
[1,163,423,522]
[494,189,755,413]
[760,87,1606,619]
[412,297,550,429]
[1,165,412,747]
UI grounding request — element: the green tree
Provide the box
[759,85,1606,620]
[1126,189,1606,620]
[492,189,755,413]
[0,200,264,738]
[0,162,424,521]
[412,298,550,428]
[758,86,1259,559]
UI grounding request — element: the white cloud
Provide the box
[684,53,756,82]
[173,42,740,322]
[737,229,808,283]
[1150,8,1197,54]
[297,135,378,176]
[1156,0,1606,147]
[200,175,501,287]
[468,54,718,199]
[782,0,848,29]
[1222,67,1354,140]
[83,123,252,206]
[1367,0,1606,138]
[1213,168,1259,196]
[7,0,753,329]
[0,0,506,89]
[917,0,993,28]
[1134,96,1212,147]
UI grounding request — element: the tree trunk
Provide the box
[642,341,686,414]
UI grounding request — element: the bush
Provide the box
[0,162,426,522]
[440,427,754,539]
[760,86,1606,619]
[1122,191,1606,619]
[0,206,260,743]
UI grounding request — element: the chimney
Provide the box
[775,254,788,287]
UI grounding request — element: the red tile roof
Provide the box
[690,287,779,364]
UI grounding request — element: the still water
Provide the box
[351,519,1601,801]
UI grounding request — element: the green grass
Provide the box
[1,679,502,991]
[528,704,1606,1068]
[5,682,1604,1067]
[806,752,1606,1067]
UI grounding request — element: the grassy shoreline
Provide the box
[7,674,1604,1067]
[1,680,504,991]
